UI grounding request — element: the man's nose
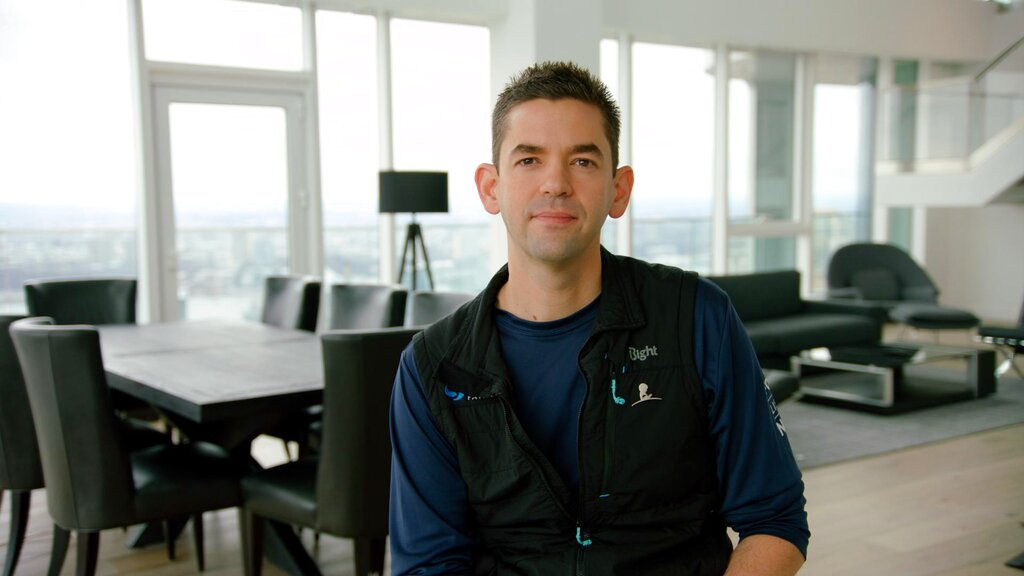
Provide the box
[540,164,572,197]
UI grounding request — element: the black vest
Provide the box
[413,250,733,575]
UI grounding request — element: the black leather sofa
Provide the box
[706,270,884,370]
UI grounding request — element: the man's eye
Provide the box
[518,158,537,166]
[573,159,595,168]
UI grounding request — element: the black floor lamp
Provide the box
[379,171,449,291]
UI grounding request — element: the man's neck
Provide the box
[497,249,603,322]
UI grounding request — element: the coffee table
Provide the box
[791,343,996,414]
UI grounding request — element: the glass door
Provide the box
[152,87,308,321]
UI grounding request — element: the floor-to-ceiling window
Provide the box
[727,49,800,274]
[317,11,380,284]
[140,0,309,321]
[630,42,715,272]
[811,55,877,291]
[0,1,138,313]
[390,19,491,292]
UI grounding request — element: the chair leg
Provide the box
[353,537,386,576]
[192,513,205,572]
[48,525,71,576]
[2,490,31,576]
[243,510,264,576]
[75,531,100,576]
[164,520,176,560]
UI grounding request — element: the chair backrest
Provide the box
[324,284,407,330]
[0,315,44,491]
[315,327,419,537]
[261,275,321,332]
[24,277,137,325]
[10,317,136,531]
[406,290,474,327]
[827,243,938,303]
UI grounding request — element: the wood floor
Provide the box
[3,422,1021,575]
[3,327,1022,575]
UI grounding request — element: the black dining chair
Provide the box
[405,290,474,326]
[260,275,323,459]
[294,284,408,455]
[261,275,321,332]
[10,317,246,576]
[241,327,420,576]
[23,277,165,427]
[0,315,49,576]
[24,277,137,325]
[324,283,407,330]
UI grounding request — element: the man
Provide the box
[389,61,808,575]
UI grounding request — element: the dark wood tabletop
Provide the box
[98,320,322,424]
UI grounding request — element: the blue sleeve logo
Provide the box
[444,385,465,402]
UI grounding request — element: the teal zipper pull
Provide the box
[608,356,626,405]
[576,524,592,547]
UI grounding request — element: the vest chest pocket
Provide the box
[602,364,710,502]
[448,398,518,474]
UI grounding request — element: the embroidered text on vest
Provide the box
[629,345,659,361]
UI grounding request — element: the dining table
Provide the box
[97,319,327,575]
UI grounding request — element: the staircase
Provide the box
[875,35,1024,208]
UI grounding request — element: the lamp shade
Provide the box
[379,171,449,214]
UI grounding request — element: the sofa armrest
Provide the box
[804,299,888,324]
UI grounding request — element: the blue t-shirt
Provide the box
[389,279,809,575]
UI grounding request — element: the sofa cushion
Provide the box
[766,314,881,356]
[707,270,802,322]
[740,324,781,356]
[850,268,900,301]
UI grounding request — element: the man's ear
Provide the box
[608,165,634,219]
[476,163,501,215]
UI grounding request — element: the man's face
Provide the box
[476,98,632,268]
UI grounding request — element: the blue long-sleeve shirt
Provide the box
[389,279,809,574]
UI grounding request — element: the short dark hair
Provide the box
[491,61,621,172]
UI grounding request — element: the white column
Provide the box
[377,11,396,285]
[486,0,604,272]
[126,0,163,323]
[711,44,730,274]
[616,33,633,257]
[299,0,324,277]
[794,54,815,295]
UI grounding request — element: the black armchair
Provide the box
[324,284,407,329]
[10,317,245,575]
[242,327,419,576]
[826,242,979,332]
[261,275,321,332]
[405,290,474,326]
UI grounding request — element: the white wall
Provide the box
[926,204,1024,324]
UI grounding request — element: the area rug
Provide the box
[780,374,1024,469]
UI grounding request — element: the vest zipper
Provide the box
[576,541,586,575]
[600,357,624,495]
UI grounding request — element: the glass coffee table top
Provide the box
[792,342,996,414]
